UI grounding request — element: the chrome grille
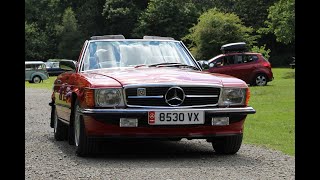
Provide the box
[125,86,220,107]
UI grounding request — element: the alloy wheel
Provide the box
[255,75,267,86]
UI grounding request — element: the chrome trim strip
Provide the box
[128,96,163,99]
[180,41,202,71]
[79,40,89,72]
[79,107,256,114]
[185,95,218,98]
[123,84,222,88]
[124,104,218,108]
[58,117,69,125]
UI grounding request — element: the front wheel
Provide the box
[212,134,243,155]
[73,100,94,157]
[253,74,267,86]
[32,76,41,83]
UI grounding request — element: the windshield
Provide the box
[81,41,197,71]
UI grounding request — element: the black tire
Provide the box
[32,76,42,83]
[212,134,243,155]
[28,80,34,83]
[50,105,55,128]
[53,107,67,141]
[253,74,268,86]
[73,99,94,157]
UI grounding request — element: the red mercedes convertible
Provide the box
[49,35,256,156]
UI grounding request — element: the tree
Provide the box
[56,7,83,59]
[133,0,198,40]
[103,0,149,38]
[259,0,295,44]
[184,8,257,60]
[73,0,109,38]
[25,22,49,60]
[25,0,65,60]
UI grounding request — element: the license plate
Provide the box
[148,111,204,125]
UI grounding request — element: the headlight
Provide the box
[95,89,124,107]
[218,88,247,107]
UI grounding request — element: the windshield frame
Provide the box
[79,39,200,72]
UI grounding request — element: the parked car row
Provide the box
[198,42,274,86]
[25,60,71,83]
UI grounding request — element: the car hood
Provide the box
[83,67,247,88]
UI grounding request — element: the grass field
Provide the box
[244,68,295,156]
[25,76,57,89]
[25,68,295,156]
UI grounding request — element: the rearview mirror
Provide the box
[60,60,76,71]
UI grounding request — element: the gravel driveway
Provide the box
[25,88,295,180]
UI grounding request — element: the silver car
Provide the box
[25,61,49,83]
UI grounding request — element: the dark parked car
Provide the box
[45,61,67,76]
[49,35,255,156]
[203,42,274,86]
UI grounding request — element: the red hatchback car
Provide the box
[205,43,273,86]
[50,36,255,156]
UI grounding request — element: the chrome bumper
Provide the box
[79,107,256,115]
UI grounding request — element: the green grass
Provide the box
[244,68,295,156]
[25,76,57,89]
[25,68,295,156]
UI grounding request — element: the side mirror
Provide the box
[60,60,76,71]
[198,60,209,70]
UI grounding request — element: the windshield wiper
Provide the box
[148,62,200,70]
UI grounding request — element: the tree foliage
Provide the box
[185,8,257,60]
[133,0,198,39]
[75,0,109,38]
[56,7,83,59]
[25,0,65,60]
[102,0,148,38]
[251,45,271,59]
[259,0,295,44]
[25,22,49,60]
[24,0,294,66]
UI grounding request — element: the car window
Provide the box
[224,55,235,65]
[233,55,257,64]
[25,64,34,70]
[35,64,45,70]
[252,55,258,61]
[52,62,60,68]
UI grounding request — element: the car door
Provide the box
[25,64,34,81]
[231,54,256,83]
[207,56,234,76]
[54,73,74,122]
